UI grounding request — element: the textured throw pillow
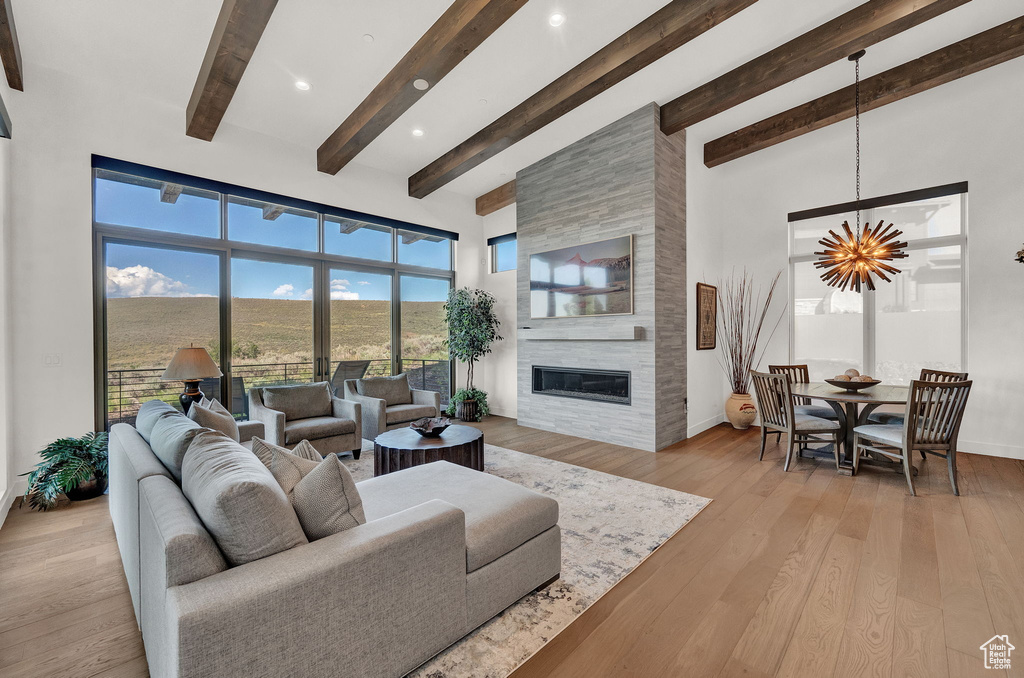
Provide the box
[182,431,308,566]
[250,437,321,494]
[135,400,178,442]
[150,413,206,480]
[188,399,240,442]
[290,455,366,540]
[262,382,332,420]
[356,373,412,405]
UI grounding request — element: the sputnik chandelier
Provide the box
[815,50,907,293]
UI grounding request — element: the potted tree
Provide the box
[21,432,109,510]
[444,287,502,422]
[717,271,784,429]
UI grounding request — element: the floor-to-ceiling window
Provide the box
[92,157,456,429]
[788,184,967,382]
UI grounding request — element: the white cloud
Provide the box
[272,284,294,297]
[331,290,360,301]
[106,266,213,298]
[299,288,313,300]
[357,280,371,286]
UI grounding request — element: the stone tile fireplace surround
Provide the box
[516,105,686,452]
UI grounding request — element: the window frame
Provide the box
[787,183,969,382]
[488,232,517,273]
[92,159,456,430]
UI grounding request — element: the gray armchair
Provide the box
[248,381,362,459]
[343,373,441,441]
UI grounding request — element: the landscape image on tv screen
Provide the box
[529,235,633,318]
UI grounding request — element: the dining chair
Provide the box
[853,379,973,496]
[768,364,839,457]
[868,368,969,434]
[750,371,842,472]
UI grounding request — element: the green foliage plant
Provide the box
[21,432,109,511]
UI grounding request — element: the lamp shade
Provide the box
[162,346,222,381]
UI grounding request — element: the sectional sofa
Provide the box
[109,399,561,678]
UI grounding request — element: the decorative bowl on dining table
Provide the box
[825,378,881,391]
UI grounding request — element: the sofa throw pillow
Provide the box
[356,373,412,405]
[182,431,307,566]
[290,454,366,540]
[188,399,240,442]
[262,382,332,420]
[150,413,207,481]
[250,437,321,495]
[135,400,179,443]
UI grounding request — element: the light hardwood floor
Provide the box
[2,417,1022,677]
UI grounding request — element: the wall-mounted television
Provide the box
[529,235,633,319]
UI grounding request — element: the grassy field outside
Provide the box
[106,297,448,369]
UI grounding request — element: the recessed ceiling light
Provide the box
[479,98,488,105]
[548,12,565,27]
[294,80,311,91]
[413,79,430,91]
[412,129,425,137]
[363,34,374,43]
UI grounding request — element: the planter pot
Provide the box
[65,474,108,502]
[725,393,757,430]
[456,399,479,422]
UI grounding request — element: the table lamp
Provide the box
[162,344,222,414]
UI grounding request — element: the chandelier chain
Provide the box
[855,55,861,238]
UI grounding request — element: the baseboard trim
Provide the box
[688,413,726,439]
[0,480,20,531]
[962,439,1024,461]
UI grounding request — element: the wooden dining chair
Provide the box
[769,365,839,420]
[868,368,969,433]
[750,371,842,472]
[853,379,973,496]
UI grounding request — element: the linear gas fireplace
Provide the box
[532,366,631,406]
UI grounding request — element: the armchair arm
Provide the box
[165,501,468,678]
[247,391,285,446]
[343,392,386,440]
[236,420,265,444]
[332,397,362,441]
[411,389,441,415]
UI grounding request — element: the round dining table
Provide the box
[789,382,909,475]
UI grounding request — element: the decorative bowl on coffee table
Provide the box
[825,378,881,392]
[409,417,451,438]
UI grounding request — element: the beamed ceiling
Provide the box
[4,0,1022,201]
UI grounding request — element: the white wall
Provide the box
[0,136,13,519]
[684,57,1024,458]
[3,66,487,488]
[475,206,518,418]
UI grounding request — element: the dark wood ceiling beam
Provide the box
[159,183,184,204]
[318,0,527,176]
[0,0,23,91]
[186,0,279,141]
[0,91,10,138]
[661,0,973,136]
[704,16,1024,168]
[476,180,516,216]
[409,0,761,199]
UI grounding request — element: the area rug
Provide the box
[345,442,711,678]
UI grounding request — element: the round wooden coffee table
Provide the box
[373,424,485,476]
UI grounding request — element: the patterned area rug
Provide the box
[345,441,711,678]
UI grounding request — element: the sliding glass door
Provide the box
[326,268,393,386]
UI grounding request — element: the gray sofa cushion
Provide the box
[136,400,178,443]
[250,437,321,494]
[356,373,412,405]
[262,382,333,420]
[386,404,438,425]
[182,431,308,566]
[290,455,366,540]
[284,416,356,445]
[188,398,239,442]
[358,461,559,572]
[150,413,206,481]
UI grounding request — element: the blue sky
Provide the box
[100,177,451,302]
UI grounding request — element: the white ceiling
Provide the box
[9,0,1020,200]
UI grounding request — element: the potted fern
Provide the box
[21,432,109,510]
[444,287,502,422]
